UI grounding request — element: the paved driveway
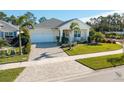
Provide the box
[14,42,93,82]
[16,61,94,82]
[29,43,68,61]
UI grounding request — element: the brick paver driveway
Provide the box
[29,43,68,61]
[16,60,94,82]
[15,43,94,82]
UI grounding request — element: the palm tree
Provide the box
[69,22,80,50]
[16,16,34,55]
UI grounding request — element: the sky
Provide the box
[0,10,123,22]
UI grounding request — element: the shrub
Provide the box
[105,33,124,39]
[101,39,106,43]
[72,42,77,47]
[89,29,105,43]
[88,36,91,43]
[77,40,87,44]
[5,51,9,56]
[61,37,69,44]
[61,44,69,48]
[0,39,10,48]
[61,42,77,48]
[82,41,88,44]
[10,50,16,56]
[117,36,121,39]
[106,40,112,43]
[112,40,116,44]
[0,50,5,57]
[95,37,100,42]
[56,36,60,43]
[23,43,31,54]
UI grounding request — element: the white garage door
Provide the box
[31,28,56,43]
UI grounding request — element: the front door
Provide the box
[74,31,81,41]
[63,30,69,38]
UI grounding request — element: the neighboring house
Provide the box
[30,18,91,43]
[0,20,19,40]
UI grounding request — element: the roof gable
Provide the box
[57,18,91,29]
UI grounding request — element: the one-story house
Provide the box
[0,20,19,40]
[30,18,91,43]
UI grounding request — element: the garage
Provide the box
[30,18,63,43]
[30,28,57,43]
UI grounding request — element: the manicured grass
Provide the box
[63,43,122,55]
[0,67,25,82]
[77,54,124,70]
[0,55,28,64]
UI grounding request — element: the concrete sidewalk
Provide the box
[0,48,123,71]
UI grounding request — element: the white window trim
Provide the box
[74,31,81,37]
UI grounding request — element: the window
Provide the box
[9,32,13,36]
[5,32,9,36]
[5,32,13,36]
[74,31,81,37]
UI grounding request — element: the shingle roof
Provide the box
[35,18,64,29]
[57,18,91,28]
[57,18,77,27]
[0,20,19,32]
[35,18,90,29]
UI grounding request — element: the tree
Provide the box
[87,12,124,32]
[88,29,96,43]
[69,22,80,50]
[0,12,7,20]
[15,15,34,55]
[4,17,11,22]
[9,15,17,25]
[94,32,105,43]
[39,17,47,23]
[24,12,36,24]
[88,29,105,43]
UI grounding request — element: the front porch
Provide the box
[58,29,87,43]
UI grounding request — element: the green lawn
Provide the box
[63,43,122,55]
[77,54,124,70]
[0,67,25,82]
[0,55,28,64]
